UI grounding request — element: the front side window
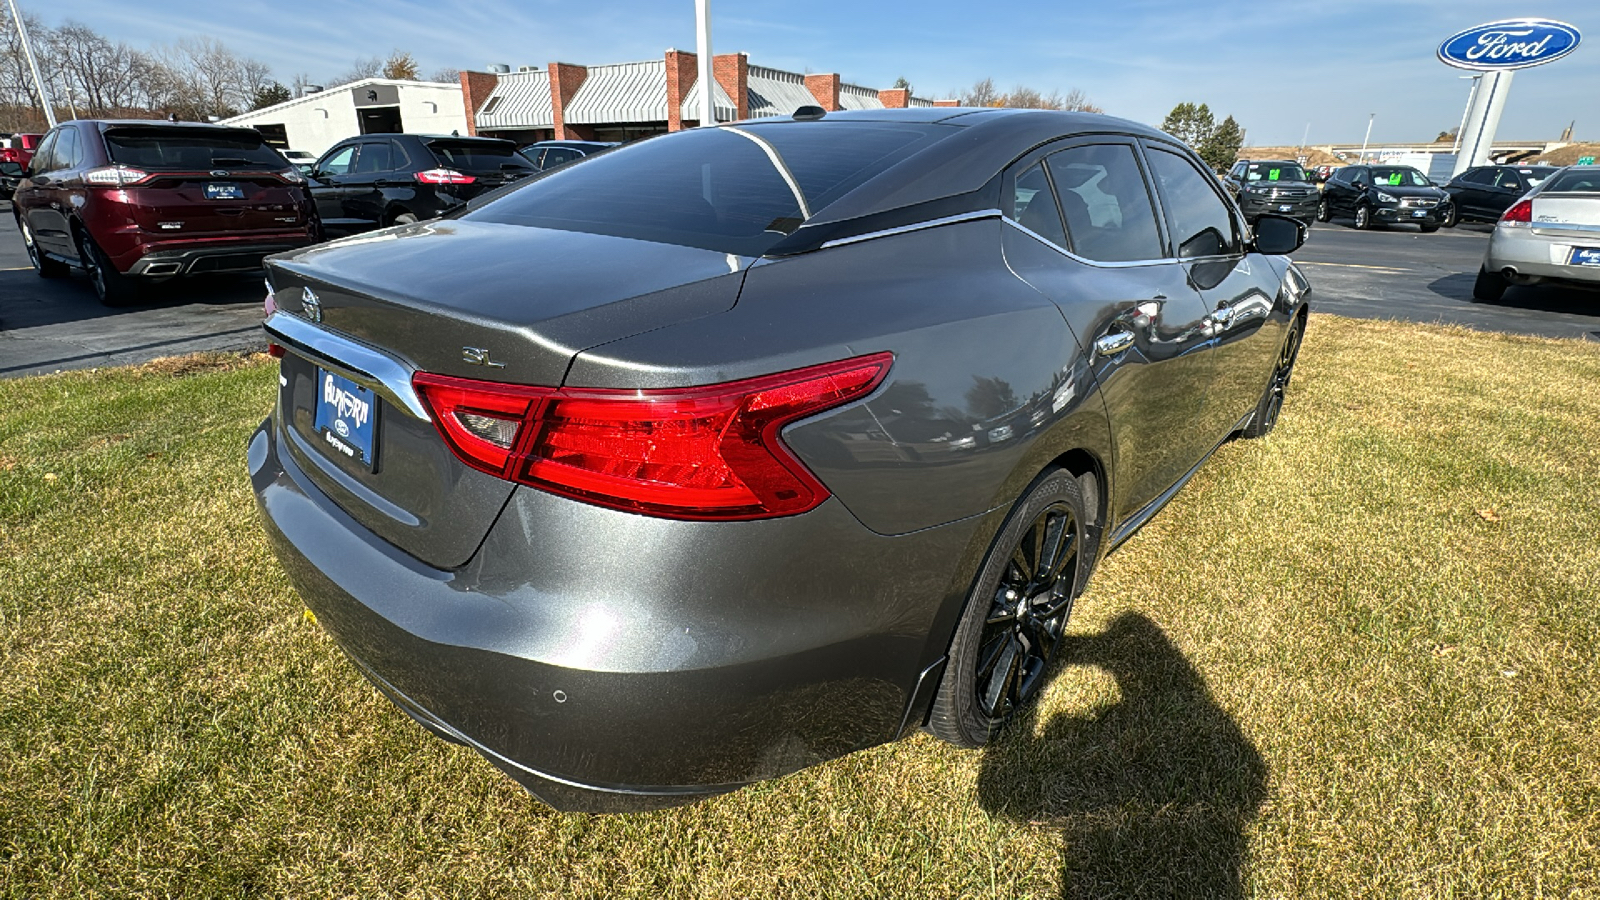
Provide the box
[1461,168,1495,185]
[469,122,951,255]
[1043,143,1164,263]
[319,145,357,176]
[1492,169,1524,191]
[1147,146,1239,259]
[54,127,80,169]
[30,130,59,171]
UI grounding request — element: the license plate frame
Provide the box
[312,368,378,470]
[204,182,245,200]
[1568,246,1600,267]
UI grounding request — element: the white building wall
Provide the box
[222,80,468,158]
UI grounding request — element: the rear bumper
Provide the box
[248,411,985,812]
[123,240,315,276]
[1485,225,1600,285]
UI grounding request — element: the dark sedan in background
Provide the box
[1318,164,1452,231]
[1223,159,1320,225]
[252,108,1309,812]
[1442,164,1557,227]
[307,133,536,237]
[518,139,617,171]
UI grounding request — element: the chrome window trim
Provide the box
[263,311,431,421]
[820,209,1004,249]
[1001,216,1174,269]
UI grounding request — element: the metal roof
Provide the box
[837,83,886,111]
[679,77,738,123]
[909,97,935,108]
[566,60,669,124]
[746,66,818,118]
[474,69,553,129]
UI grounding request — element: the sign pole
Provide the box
[5,0,56,128]
[695,0,715,127]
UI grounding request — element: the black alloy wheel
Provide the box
[1244,314,1304,439]
[929,468,1091,748]
[76,231,138,307]
[1353,204,1371,230]
[1442,204,1459,228]
[20,218,67,278]
[1316,198,1330,222]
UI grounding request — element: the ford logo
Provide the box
[1438,19,1581,71]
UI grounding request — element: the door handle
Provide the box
[1094,331,1135,359]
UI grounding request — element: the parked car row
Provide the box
[10,119,559,305]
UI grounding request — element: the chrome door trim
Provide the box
[820,209,1004,249]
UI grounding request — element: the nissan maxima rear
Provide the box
[251,108,1310,812]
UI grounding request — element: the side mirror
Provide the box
[1252,214,1306,255]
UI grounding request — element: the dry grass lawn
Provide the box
[1,318,1597,898]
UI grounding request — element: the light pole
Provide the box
[5,0,56,128]
[1359,113,1375,162]
[1298,121,1310,158]
[695,0,715,127]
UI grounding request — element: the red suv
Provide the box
[14,120,317,306]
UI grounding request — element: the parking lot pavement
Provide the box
[0,206,269,379]
[4,209,1599,381]
[1296,221,1600,341]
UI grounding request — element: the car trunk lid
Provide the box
[264,220,747,568]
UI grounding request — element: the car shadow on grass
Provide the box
[977,612,1267,900]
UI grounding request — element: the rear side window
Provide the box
[104,128,287,170]
[469,122,949,256]
[427,140,535,173]
[1543,170,1600,193]
[1147,147,1239,259]
[1011,163,1068,249]
[1044,143,1164,263]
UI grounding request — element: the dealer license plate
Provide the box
[204,182,245,200]
[1568,247,1600,267]
[1411,210,1428,218]
[1278,204,1292,212]
[313,369,377,469]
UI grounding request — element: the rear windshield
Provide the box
[1542,170,1600,193]
[1244,163,1307,183]
[104,128,288,170]
[427,140,535,173]
[467,122,949,255]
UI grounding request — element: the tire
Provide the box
[1352,205,1371,230]
[19,217,67,278]
[1472,266,1508,303]
[1316,199,1330,223]
[391,212,419,226]
[1442,205,1459,228]
[1243,313,1305,439]
[77,230,138,307]
[928,468,1093,748]
[1420,224,1439,234]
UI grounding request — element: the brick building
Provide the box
[460,51,953,143]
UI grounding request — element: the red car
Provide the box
[0,132,42,167]
[14,120,318,306]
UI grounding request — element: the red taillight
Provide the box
[267,342,287,359]
[1501,199,1533,225]
[413,353,893,520]
[83,165,153,187]
[415,168,476,185]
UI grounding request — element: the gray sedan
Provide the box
[1475,165,1600,301]
[250,108,1310,811]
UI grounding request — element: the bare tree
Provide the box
[427,66,460,84]
[960,77,1002,108]
[962,78,1102,113]
[289,72,319,97]
[335,56,383,86]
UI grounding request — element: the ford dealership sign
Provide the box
[1438,19,1581,70]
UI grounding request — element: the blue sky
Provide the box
[37,0,1600,146]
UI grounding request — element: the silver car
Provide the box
[1475,165,1600,301]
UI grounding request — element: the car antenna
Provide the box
[792,105,826,121]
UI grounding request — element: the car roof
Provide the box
[1242,159,1302,166]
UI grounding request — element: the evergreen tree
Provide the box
[1200,115,1246,171]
